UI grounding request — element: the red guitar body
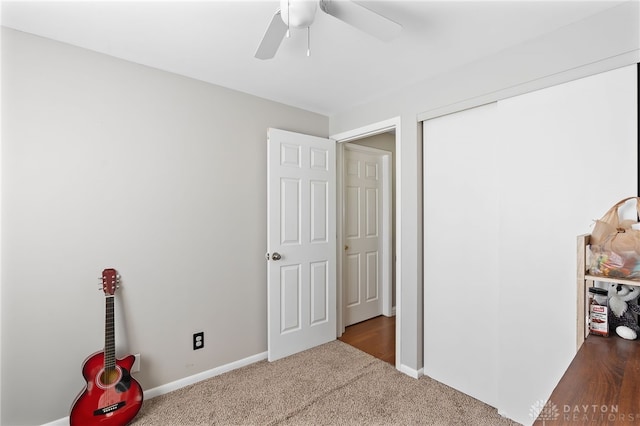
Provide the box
[70,268,143,426]
[70,351,143,426]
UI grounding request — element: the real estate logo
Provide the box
[530,399,560,424]
[530,399,640,423]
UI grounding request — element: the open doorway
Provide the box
[332,119,399,368]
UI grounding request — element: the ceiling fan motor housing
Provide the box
[280,0,318,28]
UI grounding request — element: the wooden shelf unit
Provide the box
[577,234,640,349]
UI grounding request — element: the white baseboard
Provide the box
[41,418,68,426]
[398,363,423,379]
[41,351,268,426]
[144,351,267,399]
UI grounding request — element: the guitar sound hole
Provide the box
[98,368,122,387]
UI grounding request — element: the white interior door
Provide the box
[267,128,336,361]
[343,144,384,326]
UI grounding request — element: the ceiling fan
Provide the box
[255,0,402,60]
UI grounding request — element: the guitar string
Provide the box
[107,293,114,404]
[105,276,115,406]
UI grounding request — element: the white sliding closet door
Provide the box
[423,64,637,425]
[423,102,500,407]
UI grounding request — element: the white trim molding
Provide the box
[331,116,403,373]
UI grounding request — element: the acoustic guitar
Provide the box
[70,268,143,426]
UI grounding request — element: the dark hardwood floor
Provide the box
[539,335,640,425]
[339,315,396,365]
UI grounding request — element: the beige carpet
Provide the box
[131,340,521,425]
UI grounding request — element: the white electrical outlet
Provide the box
[132,353,141,373]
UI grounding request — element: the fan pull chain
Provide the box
[286,0,290,38]
[307,26,310,57]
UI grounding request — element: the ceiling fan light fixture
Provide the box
[255,0,402,60]
[280,0,318,29]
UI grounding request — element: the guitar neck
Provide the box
[104,296,116,370]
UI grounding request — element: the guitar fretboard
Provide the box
[104,296,116,370]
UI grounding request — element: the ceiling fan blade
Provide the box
[319,0,401,42]
[255,10,288,60]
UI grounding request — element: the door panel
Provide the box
[310,260,328,324]
[346,253,360,306]
[281,264,301,332]
[345,186,360,238]
[310,181,328,242]
[366,251,378,300]
[366,187,378,237]
[281,179,301,245]
[267,128,336,361]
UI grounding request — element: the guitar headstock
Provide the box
[101,268,120,296]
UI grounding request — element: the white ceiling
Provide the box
[0,1,626,116]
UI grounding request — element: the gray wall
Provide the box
[1,28,328,425]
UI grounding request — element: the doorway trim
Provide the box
[331,116,401,370]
